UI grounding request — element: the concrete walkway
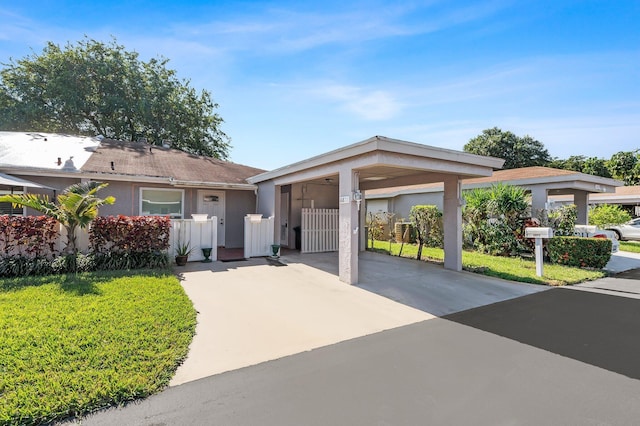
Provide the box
[170,251,544,386]
[570,250,640,299]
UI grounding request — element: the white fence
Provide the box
[244,214,275,258]
[170,218,217,262]
[301,208,339,253]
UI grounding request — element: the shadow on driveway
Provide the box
[445,287,640,380]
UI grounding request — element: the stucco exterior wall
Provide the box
[12,174,80,216]
[388,192,444,221]
[290,182,339,230]
[256,181,276,217]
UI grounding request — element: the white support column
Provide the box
[359,189,366,252]
[530,186,548,218]
[573,190,589,225]
[273,186,282,243]
[443,175,462,271]
[339,167,359,284]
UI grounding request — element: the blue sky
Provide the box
[1,1,638,170]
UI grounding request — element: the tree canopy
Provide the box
[0,37,230,159]
[463,127,551,169]
[548,155,612,178]
[607,150,640,185]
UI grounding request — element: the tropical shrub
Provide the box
[0,181,115,254]
[409,205,443,259]
[589,204,631,228]
[463,183,529,256]
[0,215,171,277]
[547,236,612,269]
[0,215,59,258]
[548,204,578,236]
[90,215,171,253]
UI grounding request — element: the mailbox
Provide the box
[525,227,554,239]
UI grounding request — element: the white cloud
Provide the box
[309,84,402,120]
[166,1,512,55]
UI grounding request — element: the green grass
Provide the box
[0,270,197,425]
[370,240,606,286]
[619,241,640,253]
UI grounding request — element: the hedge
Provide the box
[547,236,612,269]
[0,216,171,277]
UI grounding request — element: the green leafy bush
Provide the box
[462,183,529,256]
[589,204,631,228]
[409,205,443,259]
[548,204,578,236]
[92,251,170,270]
[547,236,612,269]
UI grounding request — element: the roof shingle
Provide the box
[81,139,265,184]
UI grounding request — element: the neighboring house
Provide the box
[366,166,623,225]
[550,185,640,217]
[0,132,264,249]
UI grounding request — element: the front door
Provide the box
[197,190,225,246]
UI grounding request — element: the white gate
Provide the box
[244,214,275,258]
[301,208,339,253]
[170,218,218,262]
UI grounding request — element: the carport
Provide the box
[248,136,504,284]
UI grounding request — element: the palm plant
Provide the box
[0,181,115,254]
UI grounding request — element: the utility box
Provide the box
[525,227,554,239]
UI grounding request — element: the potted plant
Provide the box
[175,241,193,266]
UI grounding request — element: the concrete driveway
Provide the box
[170,251,543,386]
[79,285,640,426]
[73,251,640,425]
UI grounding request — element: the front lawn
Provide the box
[0,270,196,425]
[369,240,606,286]
[619,241,640,253]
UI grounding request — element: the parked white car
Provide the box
[574,225,619,253]
[606,218,640,241]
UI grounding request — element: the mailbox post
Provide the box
[524,227,554,277]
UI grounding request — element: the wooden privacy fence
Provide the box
[170,218,217,262]
[244,214,275,258]
[301,208,339,253]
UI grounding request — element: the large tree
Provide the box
[548,155,612,178]
[0,37,230,159]
[463,127,551,169]
[607,151,640,185]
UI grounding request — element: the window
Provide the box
[140,188,184,218]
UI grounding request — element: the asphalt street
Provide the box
[75,284,640,426]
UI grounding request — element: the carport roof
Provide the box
[247,136,505,185]
[366,166,623,199]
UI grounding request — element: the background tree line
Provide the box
[464,127,639,185]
